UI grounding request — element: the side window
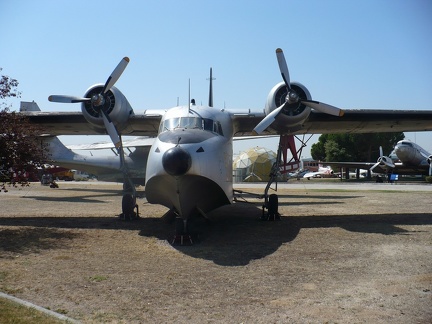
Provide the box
[214,122,223,136]
[203,118,213,131]
[217,122,223,136]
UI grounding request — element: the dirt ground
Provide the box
[0,181,431,323]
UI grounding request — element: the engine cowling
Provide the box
[81,84,134,133]
[265,81,312,131]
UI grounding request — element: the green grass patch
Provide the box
[0,297,64,324]
[88,275,108,282]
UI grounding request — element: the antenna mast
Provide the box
[207,67,215,107]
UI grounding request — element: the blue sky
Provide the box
[1,0,431,157]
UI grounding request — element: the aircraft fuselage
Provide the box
[145,105,234,219]
[394,140,430,166]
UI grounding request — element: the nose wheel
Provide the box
[171,217,193,245]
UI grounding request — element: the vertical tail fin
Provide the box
[42,136,77,162]
[20,101,41,112]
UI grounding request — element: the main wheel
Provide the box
[122,193,136,220]
[268,194,278,221]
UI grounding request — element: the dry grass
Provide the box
[0,181,431,323]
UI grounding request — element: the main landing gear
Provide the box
[261,134,310,220]
[262,193,280,221]
[120,192,139,221]
[118,141,140,221]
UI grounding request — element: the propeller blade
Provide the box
[252,106,283,135]
[101,111,122,149]
[48,95,90,103]
[276,48,291,90]
[429,163,432,176]
[379,146,383,158]
[102,57,130,94]
[369,162,381,173]
[382,157,395,169]
[302,100,344,117]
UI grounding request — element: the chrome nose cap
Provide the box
[162,147,192,176]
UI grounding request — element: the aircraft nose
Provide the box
[162,146,192,176]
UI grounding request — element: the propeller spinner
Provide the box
[48,57,130,148]
[253,48,344,135]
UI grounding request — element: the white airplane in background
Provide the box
[325,140,432,178]
[302,165,334,179]
[20,48,432,244]
[371,140,432,176]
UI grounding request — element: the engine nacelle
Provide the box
[81,84,134,133]
[265,82,312,131]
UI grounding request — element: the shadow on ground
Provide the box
[1,202,430,265]
[0,227,78,259]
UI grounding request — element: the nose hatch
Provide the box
[162,146,192,176]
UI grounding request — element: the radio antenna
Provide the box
[207,67,215,107]
[188,78,191,113]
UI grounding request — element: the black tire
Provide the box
[122,194,136,220]
[268,194,278,221]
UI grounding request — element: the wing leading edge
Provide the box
[233,109,432,136]
[22,111,162,136]
[23,108,432,137]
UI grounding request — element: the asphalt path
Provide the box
[54,179,432,192]
[235,180,432,191]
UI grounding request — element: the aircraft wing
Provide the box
[23,108,432,137]
[233,109,432,136]
[68,135,273,150]
[22,111,162,136]
[67,136,155,150]
[325,161,376,170]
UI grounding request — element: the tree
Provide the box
[0,68,21,101]
[311,132,405,162]
[0,69,47,180]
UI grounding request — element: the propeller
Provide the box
[48,95,90,103]
[253,48,344,135]
[49,57,130,148]
[252,106,283,135]
[370,146,395,173]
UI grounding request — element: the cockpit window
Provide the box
[160,117,223,135]
[401,141,413,147]
[163,117,180,131]
[180,117,201,129]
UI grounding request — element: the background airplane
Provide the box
[18,49,432,243]
[325,140,432,178]
[302,166,334,180]
[389,140,432,176]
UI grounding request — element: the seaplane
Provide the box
[21,48,432,243]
